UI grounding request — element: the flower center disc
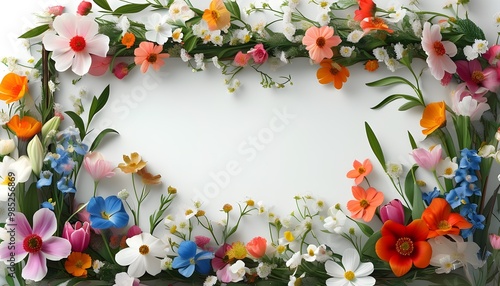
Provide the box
[23,234,43,253]
[359,199,370,208]
[471,70,485,84]
[433,41,445,56]
[395,237,414,256]
[344,270,355,281]
[316,37,326,48]
[139,245,149,255]
[70,36,86,52]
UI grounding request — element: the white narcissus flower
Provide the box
[42,13,110,76]
[0,156,32,201]
[115,233,167,277]
[302,244,318,262]
[229,260,248,282]
[325,248,375,286]
[169,0,195,22]
[285,251,302,269]
[428,234,484,270]
[145,13,172,45]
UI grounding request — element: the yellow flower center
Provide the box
[308,248,315,256]
[438,220,451,230]
[139,245,149,255]
[344,270,355,281]
[444,167,453,175]
[359,199,369,209]
[101,211,110,220]
[284,231,295,242]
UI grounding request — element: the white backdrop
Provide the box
[1,0,500,249]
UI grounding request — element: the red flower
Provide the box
[421,198,472,238]
[354,0,376,22]
[375,219,432,277]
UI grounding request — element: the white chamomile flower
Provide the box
[347,30,364,43]
[384,57,402,72]
[386,162,403,178]
[494,11,500,27]
[373,47,389,62]
[204,275,218,286]
[340,46,355,57]
[394,43,406,60]
[160,256,173,270]
[144,13,172,45]
[180,49,191,62]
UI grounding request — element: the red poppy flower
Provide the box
[354,0,376,22]
[375,219,432,277]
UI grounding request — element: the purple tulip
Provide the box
[62,221,91,252]
[380,199,405,225]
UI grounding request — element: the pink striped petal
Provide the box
[33,208,57,240]
[22,252,47,282]
[41,236,71,261]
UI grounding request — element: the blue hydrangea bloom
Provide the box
[459,148,481,171]
[87,196,129,229]
[172,240,213,277]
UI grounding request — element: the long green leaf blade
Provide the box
[93,0,112,11]
[65,111,86,140]
[365,122,386,169]
[19,24,49,39]
[113,3,150,15]
[90,128,119,151]
[88,85,110,126]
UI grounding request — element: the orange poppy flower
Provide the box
[346,159,373,185]
[316,59,350,89]
[6,114,42,141]
[137,166,162,185]
[64,251,92,277]
[420,101,446,135]
[360,17,394,34]
[0,72,28,104]
[354,0,376,22]
[364,60,379,72]
[346,186,384,222]
[202,0,230,31]
[421,198,472,238]
[122,32,135,48]
[118,152,147,173]
[375,219,432,277]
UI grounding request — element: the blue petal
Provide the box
[177,241,197,259]
[87,196,106,215]
[89,216,114,229]
[172,257,190,269]
[109,210,129,228]
[178,264,195,278]
[105,196,125,214]
[195,258,212,275]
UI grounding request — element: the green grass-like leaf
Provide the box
[90,128,119,151]
[93,0,112,11]
[18,24,49,39]
[365,122,386,169]
[113,3,150,15]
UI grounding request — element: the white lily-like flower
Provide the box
[0,156,32,201]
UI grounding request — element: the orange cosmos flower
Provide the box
[134,41,170,73]
[0,72,28,104]
[354,0,376,22]
[316,59,350,89]
[7,115,42,141]
[364,60,379,72]
[346,186,384,222]
[64,252,92,277]
[421,198,472,238]
[121,32,135,48]
[118,152,147,173]
[302,26,342,63]
[360,17,394,34]
[420,101,446,135]
[202,0,230,31]
[375,219,431,277]
[346,158,373,185]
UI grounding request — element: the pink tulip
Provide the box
[411,144,442,171]
[490,233,500,250]
[380,199,405,225]
[62,221,91,252]
[77,1,92,16]
[83,151,115,182]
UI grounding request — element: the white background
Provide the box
[1,0,500,250]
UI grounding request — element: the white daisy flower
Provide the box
[115,233,167,277]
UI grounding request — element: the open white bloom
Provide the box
[452,95,490,121]
[283,23,297,42]
[435,255,457,274]
[385,57,402,72]
[340,46,355,57]
[288,272,305,286]
[436,157,458,179]
[0,139,15,156]
[115,233,167,277]
[256,262,274,278]
[347,30,364,43]
[113,272,141,286]
[286,251,302,269]
[394,43,406,59]
[204,275,218,286]
[0,156,32,201]
[323,205,347,234]
[478,145,496,158]
[373,47,389,62]
[325,248,375,286]
[229,260,248,282]
[116,15,130,36]
[429,235,483,270]
[169,0,195,22]
[302,244,319,262]
[145,13,172,45]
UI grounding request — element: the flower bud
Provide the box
[0,138,15,156]
[489,233,500,250]
[222,204,233,213]
[62,221,91,252]
[167,186,177,194]
[77,1,92,16]
[112,62,131,79]
[41,116,61,145]
[380,199,405,225]
[47,5,64,16]
[27,135,43,175]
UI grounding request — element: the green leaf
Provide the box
[113,3,150,15]
[371,94,421,110]
[65,111,86,140]
[408,131,417,149]
[225,0,241,20]
[90,128,119,151]
[93,0,112,11]
[18,24,49,39]
[88,85,110,127]
[361,231,381,259]
[365,122,386,169]
[23,183,40,226]
[410,167,425,219]
[366,76,413,87]
[182,31,198,53]
[404,166,418,208]
[455,18,486,42]
[398,100,422,111]
[353,220,374,237]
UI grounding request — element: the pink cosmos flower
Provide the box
[88,55,112,76]
[42,13,110,76]
[83,151,115,182]
[0,209,71,281]
[134,41,170,73]
[411,144,443,171]
[455,59,500,93]
[302,26,341,63]
[380,199,405,225]
[421,22,457,80]
[454,82,488,103]
[248,44,268,64]
[233,51,251,67]
[62,221,91,252]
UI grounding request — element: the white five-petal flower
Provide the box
[325,248,375,286]
[115,233,167,277]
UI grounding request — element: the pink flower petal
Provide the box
[52,14,77,40]
[13,212,32,238]
[33,208,57,240]
[0,241,27,262]
[41,237,71,260]
[76,16,99,39]
[22,252,47,282]
[72,52,92,76]
[52,50,77,72]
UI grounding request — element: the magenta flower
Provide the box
[62,221,91,252]
[126,225,142,238]
[483,45,500,66]
[113,62,131,79]
[421,22,457,80]
[380,199,405,225]
[248,43,268,64]
[83,151,115,182]
[456,59,500,93]
[411,144,442,171]
[42,13,110,76]
[0,209,71,281]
